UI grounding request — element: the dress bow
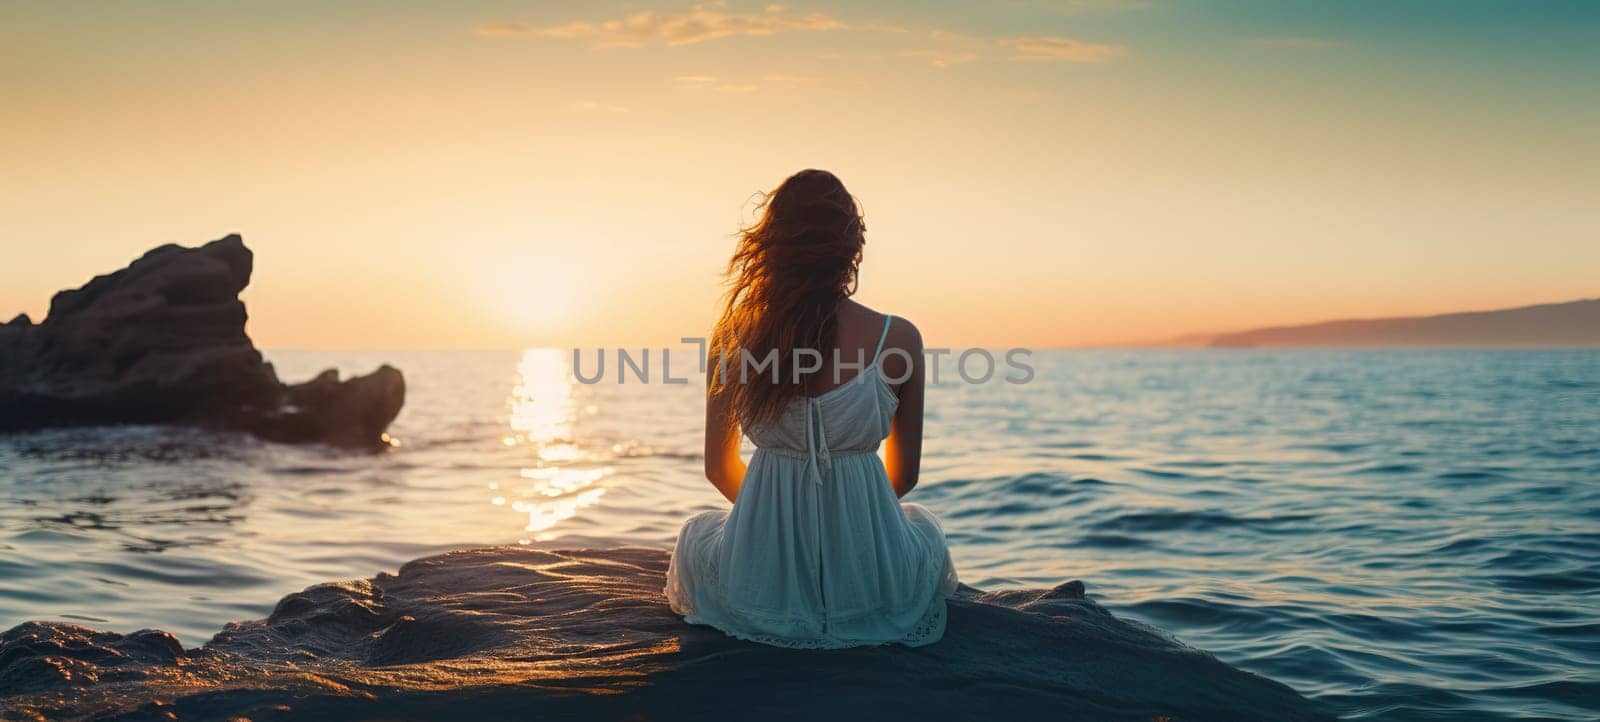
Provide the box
[803,397,831,486]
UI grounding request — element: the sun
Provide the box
[478,263,584,343]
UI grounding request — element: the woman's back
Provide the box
[666,312,958,648]
[665,169,956,648]
[741,310,899,460]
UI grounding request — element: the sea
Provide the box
[1,349,1596,721]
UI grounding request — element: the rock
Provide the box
[0,623,183,698]
[0,547,1332,721]
[245,365,407,448]
[0,234,404,449]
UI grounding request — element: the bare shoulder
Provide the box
[841,301,921,386]
[879,314,922,388]
[841,299,921,350]
[884,314,923,353]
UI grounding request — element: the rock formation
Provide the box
[0,547,1332,721]
[0,234,403,448]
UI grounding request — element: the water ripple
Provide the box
[1,348,1597,721]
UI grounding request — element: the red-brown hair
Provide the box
[710,169,865,426]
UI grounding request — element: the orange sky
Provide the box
[2,2,1595,348]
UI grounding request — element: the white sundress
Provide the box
[665,315,959,648]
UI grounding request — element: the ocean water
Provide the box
[1,349,1597,721]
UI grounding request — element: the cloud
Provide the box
[672,73,826,92]
[1046,0,1152,13]
[762,73,824,88]
[570,99,630,113]
[1005,36,1128,63]
[895,28,1126,67]
[997,0,1151,15]
[477,6,1128,68]
[1240,36,1344,50]
[475,6,845,48]
[899,49,979,69]
[673,74,720,87]
[672,75,759,92]
[859,22,913,34]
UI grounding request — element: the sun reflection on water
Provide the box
[509,350,576,445]
[503,349,611,541]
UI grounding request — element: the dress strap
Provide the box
[872,314,894,362]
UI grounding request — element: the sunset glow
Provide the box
[2,1,1595,348]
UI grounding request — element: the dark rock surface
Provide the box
[0,547,1332,722]
[0,235,403,448]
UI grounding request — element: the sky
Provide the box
[2,0,1596,348]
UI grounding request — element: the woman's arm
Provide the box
[704,383,747,503]
[883,320,925,498]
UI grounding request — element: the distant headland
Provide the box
[1169,298,1600,348]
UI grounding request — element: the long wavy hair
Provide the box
[710,169,865,427]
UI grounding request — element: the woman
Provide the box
[665,169,958,648]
